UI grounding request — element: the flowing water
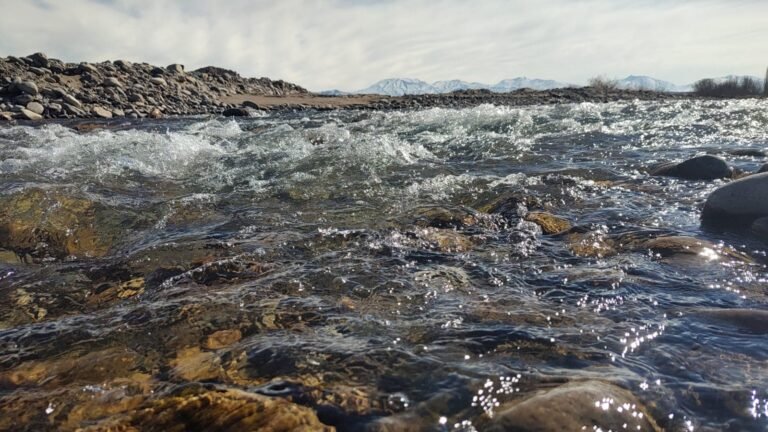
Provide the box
[1,99,768,431]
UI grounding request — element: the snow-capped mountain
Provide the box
[357,78,437,96]
[616,75,691,92]
[431,80,488,93]
[355,77,570,95]
[490,77,571,92]
[317,89,349,96]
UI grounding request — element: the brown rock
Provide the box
[631,235,753,263]
[170,347,223,381]
[418,228,474,252]
[149,107,163,118]
[566,231,615,258]
[0,347,142,389]
[81,388,332,431]
[203,329,243,350]
[524,211,571,234]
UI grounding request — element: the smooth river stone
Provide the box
[486,380,661,432]
[701,172,768,227]
[651,155,731,180]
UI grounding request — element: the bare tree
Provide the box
[764,66,768,97]
[588,75,619,96]
[694,76,763,97]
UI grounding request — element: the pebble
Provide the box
[92,106,113,119]
[19,108,43,120]
[25,101,44,115]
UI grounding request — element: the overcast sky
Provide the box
[1,0,766,91]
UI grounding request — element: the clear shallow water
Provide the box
[0,99,767,430]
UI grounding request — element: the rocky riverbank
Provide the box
[1,52,697,121]
[0,52,307,121]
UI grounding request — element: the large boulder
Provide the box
[12,80,39,96]
[701,172,768,228]
[26,52,49,68]
[0,188,141,261]
[486,380,661,432]
[651,155,732,180]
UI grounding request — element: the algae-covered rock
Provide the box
[417,228,474,253]
[565,231,616,258]
[203,329,243,350]
[81,387,333,432]
[0,188,146,261]
[523,211,571,235]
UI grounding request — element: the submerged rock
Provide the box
[416,228,474,252]
[80,387,332,431]
[475,191,537,219]
[701,172,768,228]
[650,155,732,180]
[565,231,615,258]
[693,308,768,334]
[411,206,479,229]
[485,380,661,432]
[0,188,143,261]
[523,211,571,235]
[203,329,243,350]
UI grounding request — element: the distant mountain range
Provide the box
[350,77,575,96]
[319,75,764,96]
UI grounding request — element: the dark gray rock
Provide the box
[693,308,768,334]
[13,94,36,105]
[114,59,133,71]
[63,103,85,116]
[29,67,48,76]
[78,63,99,75]
[103,77,122,87]
[222,107,250,117]
[702,172,768,228]
[13,80,39,96]
[167,63,185,74]
[651,155,731,180]
[27,52,49,68]
[728,148,766,157]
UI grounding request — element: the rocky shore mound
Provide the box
[0,52,307,121]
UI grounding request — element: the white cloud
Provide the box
[0,0,766,91]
